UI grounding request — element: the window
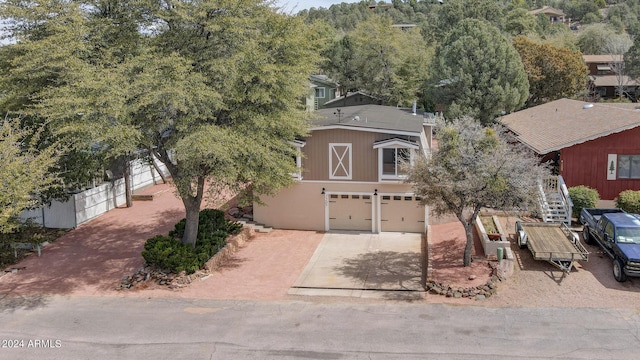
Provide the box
[329,143,352,180]
[618,155,640,179]
[290,140,305,180]
[315,87,325,98]
[382,148,411,178]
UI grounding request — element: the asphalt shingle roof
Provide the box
[499,98,640,154]
[311,105,427,133]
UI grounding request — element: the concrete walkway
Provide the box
[289,232,425,298]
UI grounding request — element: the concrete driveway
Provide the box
[290,232,425,297]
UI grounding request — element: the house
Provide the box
[529,6,566,23]
[322,91,382,108]
[499,98,640,200]
[254,105,436,233]
[583,54,639,101]
[309,75,340,110]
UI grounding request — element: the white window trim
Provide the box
[315,87,326,99]
[329,143,352,180]
[375,142,418,182]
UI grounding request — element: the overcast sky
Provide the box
[277,0,361,13]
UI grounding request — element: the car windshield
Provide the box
[616,227,640,244]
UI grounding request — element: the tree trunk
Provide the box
[182,197,200,248]
[150,157,167,184]
[463,222,474,267]
[124,160,133,208]
[179,176,206,248]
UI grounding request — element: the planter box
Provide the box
[475,215,510,258]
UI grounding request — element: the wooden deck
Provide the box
[521,223,588,262]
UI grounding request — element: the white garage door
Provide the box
[380,195,425,233]
[328,194,373,231]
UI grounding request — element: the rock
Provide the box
[475,295,486,301]
[468,274,477,280]
[228,207,240,216]
[453,292,462,298]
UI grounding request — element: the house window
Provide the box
[329,143,352,180]
[382,148,411,178]
[618,155,640,179]
[291,141,305,180]
[315,87,325,98]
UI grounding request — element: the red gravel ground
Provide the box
[2,183,640,309]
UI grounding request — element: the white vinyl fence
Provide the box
[20,157,170,229]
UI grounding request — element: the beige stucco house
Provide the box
[254,105,435,233]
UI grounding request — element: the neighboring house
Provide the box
[309,74,340,110]
[529,6,566,23]
[583,54,639,101]
[499,98,640,200]
[322,91,382,108]
[254,105,436,233]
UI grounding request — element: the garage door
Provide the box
[380,195,425,233]
[328,194,373,231]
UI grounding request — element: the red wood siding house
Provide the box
[500,99,640,200]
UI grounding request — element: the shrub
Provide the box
[615,190,640,214]
[143,209,242,274]
[142,235,201,274]
[568,186,599,217]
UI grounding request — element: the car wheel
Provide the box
[613,258,627,283]
[583,226,593,245]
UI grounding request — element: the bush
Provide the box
[142,209,242,274]
[615,190,640,214]
[568,186,599,217]
[141,235,201,274]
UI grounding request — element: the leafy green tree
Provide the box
[431,0,505,40]
[1,0,320,247]
[626,33,640,81]
[0,117,60,234]
[425,19,529,125]
[513,36,587,107]
[504,8,539,36]
[577,23,617,54]
[408,118,548,266]
[323,15,433,106]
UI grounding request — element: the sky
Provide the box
[276,0,361,13]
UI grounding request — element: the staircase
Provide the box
[235,218,273,233]
[538,176,573,226]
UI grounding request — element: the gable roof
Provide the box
[499,98,640,154]
[309,74,337,87]
[311,105,426,134]
[323,91,380,107]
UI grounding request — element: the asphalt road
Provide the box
[0,296,639,360]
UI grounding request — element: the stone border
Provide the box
[425,224,513,300]
[119,226,255,290]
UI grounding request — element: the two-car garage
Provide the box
[326,192,426,233]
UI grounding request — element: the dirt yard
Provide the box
[427,214,640,308]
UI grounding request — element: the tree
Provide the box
[603,33,633,100]
[425,19,529,125]
[1,0,320,247]
[504,8,538,36]
[323,15,433,106]
[431,0,505,40]
[0,116,59,234]
[626,33,640,81]
[408,118,548,266]
[513,36,587,107]
[576,23,617,54]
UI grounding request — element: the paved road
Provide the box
[1,296,638,360]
